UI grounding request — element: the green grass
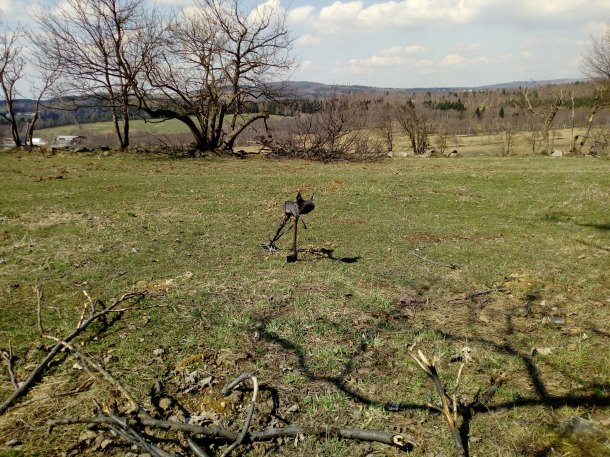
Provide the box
[0,150,609,456]
[34,118,193,142]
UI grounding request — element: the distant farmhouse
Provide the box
[53,135,86,147]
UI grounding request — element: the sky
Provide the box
[3,0,609,89]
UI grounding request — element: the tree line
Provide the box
[0,1,608,158]
[0,0,292,152]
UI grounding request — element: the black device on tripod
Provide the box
[261,193,315,262]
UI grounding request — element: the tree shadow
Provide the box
[577,238,610,252]
[297,247,361,263]
[252,300,610,457]
[576,222,610,231]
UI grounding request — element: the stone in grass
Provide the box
[541,315,565,325]
[530,347,553,356]
[558,416,601,437]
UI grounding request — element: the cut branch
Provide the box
[409,350,465,456]
[34,284,44,337]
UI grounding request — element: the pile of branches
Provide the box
[0,287,412,456]
[1,286,506,456]
[260,97,386,163]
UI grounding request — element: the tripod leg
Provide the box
[262,215,290,251]
[287,216,299,262]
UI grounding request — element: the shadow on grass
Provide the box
[297,247,361,263]
[576,222,610,231]
[254,306,610,457]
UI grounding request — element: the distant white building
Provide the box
[1,137,47,149]
[53,135,86,146]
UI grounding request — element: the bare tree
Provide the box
[396,100,434,155]
[31,0,154,150]
[0,22,25,147]
[515,89,564,154]
[579,28,610,153]
[375,101,395,152]
[261,95,382,162]
[499,124,516,156]
[23,64,61,147]
[434,129,455,156]
[582,28,610,86]
[136,0,293,155]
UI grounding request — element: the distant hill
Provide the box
[282,78,585,98]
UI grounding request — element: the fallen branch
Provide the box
[45,355,414,456]
[11,379,93,409]
[48,414,413,450]
[186,435,211,457]
[220,373,259,457]
[0,290,147,415]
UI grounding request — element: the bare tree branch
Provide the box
[0,290,147,415]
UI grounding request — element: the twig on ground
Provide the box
[51,339,143,415]
[186,435,211,457]
[77,290,94,328]
[447,288,508,302]
[12,379,93,408]
[0,289,147,416]
[106,411,173,457]
[220,373,259,457]
[1,341,18,390]
[410,250,458,269]
[34,284,44,337]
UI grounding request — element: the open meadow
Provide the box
[0,150,609,456]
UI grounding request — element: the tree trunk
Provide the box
[1,97,22,147]
[223,112,269,151]
[578,104,600,154]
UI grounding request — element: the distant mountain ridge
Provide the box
[282,78,584,98]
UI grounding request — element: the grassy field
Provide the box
[37,118,193,138]
[0,150,609,456]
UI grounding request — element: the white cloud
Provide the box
[299,59,313,71]
[450,42,482,53]
[336,43,428,73]
[287,5,315,24]
[441,53,465,66]
[248,0,285,26]
[288,0,480,34]
[296,34,321,46]
[380,45,427,56]
[289,0,610,36]
[0,0,16,16]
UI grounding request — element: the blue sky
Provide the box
[4,0,609,88]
